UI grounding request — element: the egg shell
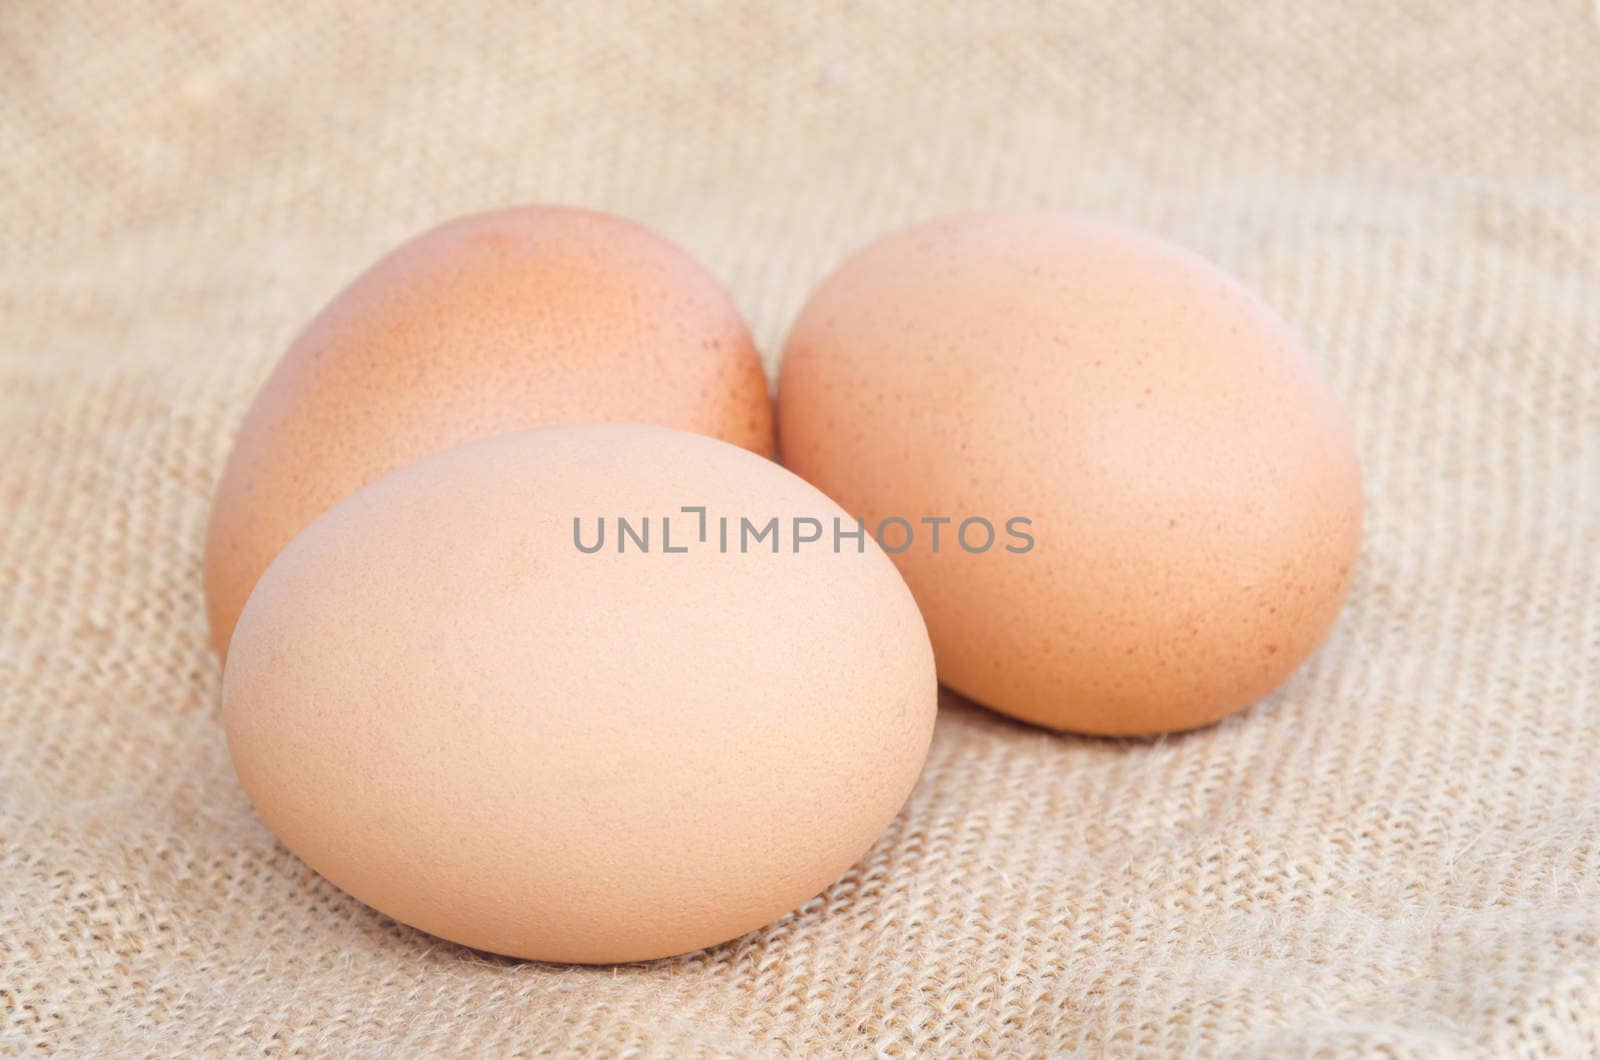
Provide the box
[205,205,773,658]
[222,423,936,964]
[777,212,1362,736]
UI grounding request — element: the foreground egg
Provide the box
[223,424,936,964]
[778,212,1362,736]
[205,205,773,658]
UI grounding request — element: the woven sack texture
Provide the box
[3,3,1598,1055]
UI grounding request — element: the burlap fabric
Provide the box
[4,3,1598,1055]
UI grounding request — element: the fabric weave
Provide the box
[3,3,1598,1055]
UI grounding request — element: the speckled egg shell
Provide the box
[205,205,773,658]
[223,424,936,964]
[777,212,1362,736]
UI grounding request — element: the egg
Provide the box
[205,205,773,658]
[777,212,1362,736]
[222,423,936,964]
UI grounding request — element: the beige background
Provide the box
[4,3,1599,1055]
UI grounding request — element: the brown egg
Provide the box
[223,424,936,964]
[778,212,1362,736]
[205,205,773,658]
